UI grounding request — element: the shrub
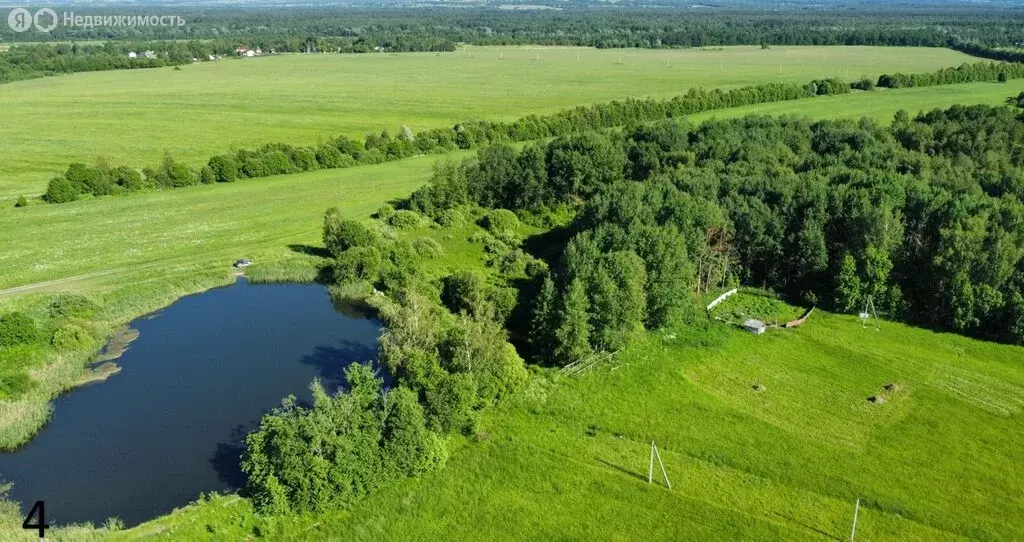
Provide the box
[242,365,446,514]
[387,210,422,230]
[440,271,489,317]
[51,324,94,352]
[425,372,477,434]
[316,145,352,169]
[323,208,378,257]
[437,208,466,228]
[411,237,444,258]
[44,177,80,203]
[333,246,385,282]
[290,147,320,171]
[261,150,296,176]
[467,230,496,244]
[851,78,875,91]
[208,155,239,183]
[495,248,529,276]
[356,148,386,165]
[112,166,146,190]
[488,286,518,323]
[48,294,101,319]
[375,204,396,220]
[481,209,519,233]
[0,312,41,347]
[14,196,27,208]
[0,371,34,398]
[199,165,217,184]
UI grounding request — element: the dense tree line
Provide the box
[0,42,193,84]
[410,105,1024,364]
[37,72,876,204]
[877,60,1024,88]
[4,7,1024,50]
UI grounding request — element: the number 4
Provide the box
[22,500,49,539]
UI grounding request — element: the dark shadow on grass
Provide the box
[522,224,574,267]
[596,458,647,483]
[288,243,332,259]
[771,511,840,541]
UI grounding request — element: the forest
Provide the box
[409,106,1024,354]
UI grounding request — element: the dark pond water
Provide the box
[0,278,383,527]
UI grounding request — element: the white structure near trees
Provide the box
[743,319,766,335]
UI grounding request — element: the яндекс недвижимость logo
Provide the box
[7,7,57,33]
[7,8,184,33]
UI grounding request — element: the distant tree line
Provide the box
[409,105,1024,364]
[3,7,1024,84]
[4,7,1024,50]
[0,42,191,84]
[42,62,1024,205]
[876,60,1024,88]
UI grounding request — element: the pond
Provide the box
[0,279,383,527]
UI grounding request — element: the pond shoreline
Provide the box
[0,275,383,527]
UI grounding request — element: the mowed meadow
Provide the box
[0,45,977,198]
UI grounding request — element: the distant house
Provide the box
[127,51,137,59]
[743,319,766,335]
[142,50,157,59]
[235,45,247,55]
[245,49,255,58]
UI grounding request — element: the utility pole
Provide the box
[647,441,671,489]
[850,498,860,541]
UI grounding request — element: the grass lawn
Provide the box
[0,45,975,199]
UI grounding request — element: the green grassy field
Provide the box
[0,45,976,198]
[96,285,1024,540]
[2,53,1024,537]
[3,80,1023,296]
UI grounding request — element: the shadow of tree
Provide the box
[298,341,392,393]
[209,424,253,490]
[287,243,332,259]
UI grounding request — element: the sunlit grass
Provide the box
[0,45,976,198]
